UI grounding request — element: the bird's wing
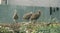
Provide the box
[31,14,39,18]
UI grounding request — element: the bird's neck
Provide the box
[38,12,41,14]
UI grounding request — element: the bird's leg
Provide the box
[33,20,37,24]
[29,19,32,23]
[15,20,17,23]
[13,19,16,23]
[14,19,18,23]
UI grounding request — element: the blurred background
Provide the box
[0,0,60,23]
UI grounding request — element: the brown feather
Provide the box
[23,12,32,20]
[30,11,41,20]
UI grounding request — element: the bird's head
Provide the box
[38,10,41,14]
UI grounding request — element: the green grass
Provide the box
[0,22,60,33]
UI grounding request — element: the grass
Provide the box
[0,22,60,33]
